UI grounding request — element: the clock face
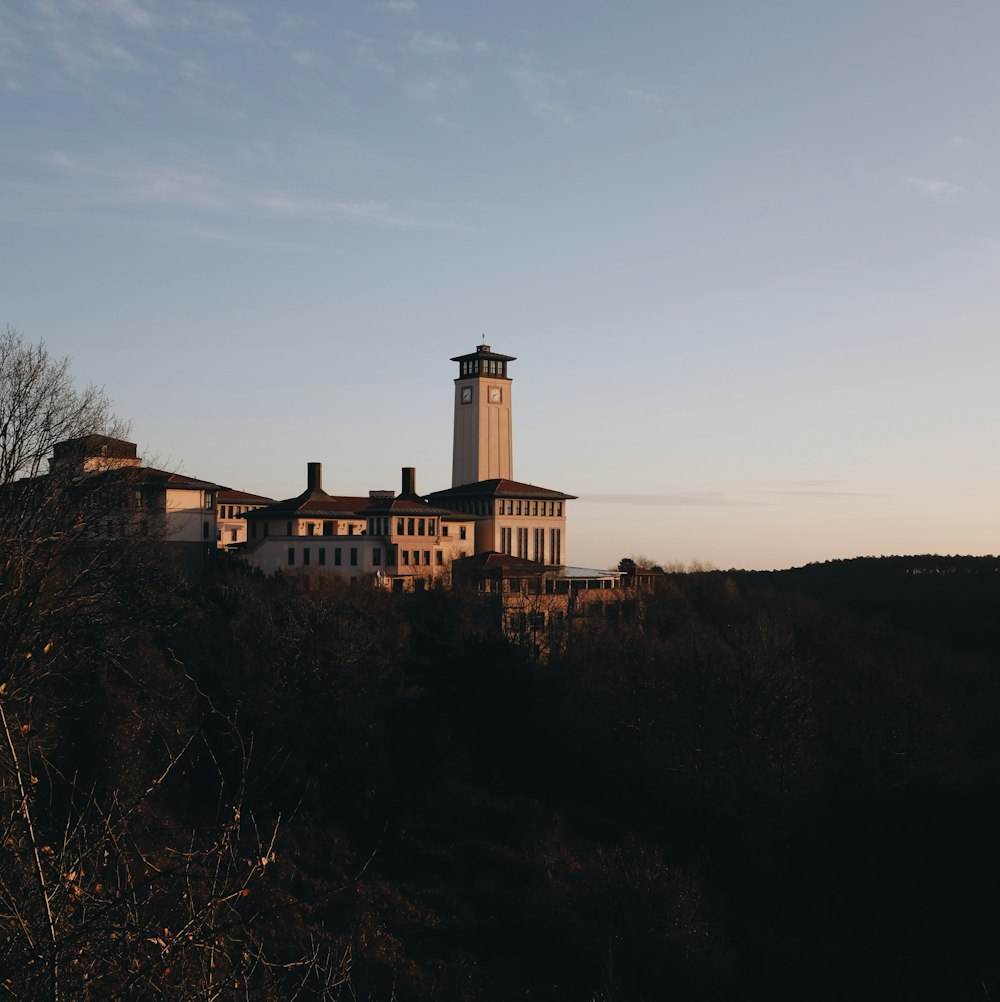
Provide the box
[488,387,502,402]
[461,386,473,404]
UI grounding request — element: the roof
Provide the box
[362,491,472,519]
[52,435,138,461]
[452,551,551,576]
[450,345,516,363]
[426,478,577,502]
[135,467,220,491]
[217,487,275,504]
[244,486,369,519]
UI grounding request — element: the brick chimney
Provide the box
[307,462,322,492]
[401,467,416,495]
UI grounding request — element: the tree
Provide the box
[0,326,140,691]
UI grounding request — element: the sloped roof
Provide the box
[426,478,577,502]
[218,487,275,505]
[135,467,220,491]
[362,491,472,519]
[452,551,552,576]
[244,486,369,519]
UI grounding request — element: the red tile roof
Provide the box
[134,467,220,491]
[244,487,369,519]
[218,487,275,504]
[452,551,552,575]
[426,478,576,502]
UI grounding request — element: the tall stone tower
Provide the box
[451,343,516,487]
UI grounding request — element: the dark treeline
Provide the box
[6,551,1000,999]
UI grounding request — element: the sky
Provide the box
[2,0,999,570]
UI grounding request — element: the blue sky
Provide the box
[2,0,998,569]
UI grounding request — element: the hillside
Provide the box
[3,556,1000,999]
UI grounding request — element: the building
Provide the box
[238,463,477,586]
[216,488,275,548]
[237,343,577,589]
[38,343,635,643]
[49,434,220,561]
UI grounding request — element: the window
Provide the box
[373,548,381,565]
[532,501,539,516]
[459,526,467,540]
[428,519,435,535]
[407,518,415,535]
[423,551,430,565]
[319,548,326,565]
[205,493,214,509]
[287,548,295,566]
[230,528,237,542]
[442,525,449,536]
[557,503,563,516]
[323,520,333,536]
[516,500,522,516]
[397,518,404,535]
[303,548,310,566]
[534,527,544,562]
[418,518,425,535]
[412,551,420,566]
[402,550,409,565]
[348,525,354,535]
[307,523,315,536]
[334,548,342,566]
[350,547,358,566]
[436,550,443,565]
[500,527,512,555]
[216,529,221,541]
[517,527,528,558]
[550,528,561,565]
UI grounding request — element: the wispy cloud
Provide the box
[409,30,460,54]
[618,85,663,105]
[44,150,468,232]
[69,0,155,30]
[581,493,756,507]
[403,72,466,102]
[510,65,575,126]
[51,150,225,209]
[903,175,962,203]
[759,479,879,499]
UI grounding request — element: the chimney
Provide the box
[401,466,416,496]
[307,462,322,492]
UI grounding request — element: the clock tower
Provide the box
[451,343,516,487]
